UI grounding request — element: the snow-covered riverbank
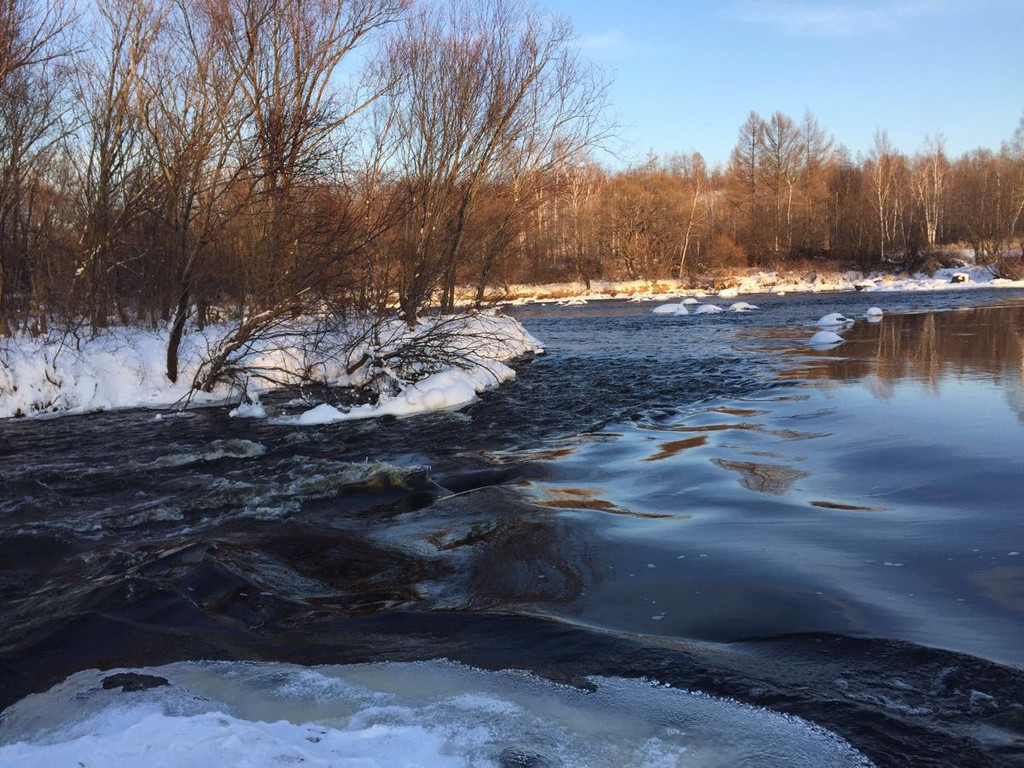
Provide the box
[496,265,1024,305]
[0,312,543,421]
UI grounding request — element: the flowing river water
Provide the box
[2,289,1024,766]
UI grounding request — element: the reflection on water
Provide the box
[794,305,1024,420]
[4,292,1024,767]
[515,301,1024,668]
[710,457,810,495]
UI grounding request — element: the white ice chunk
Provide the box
[816,312,853,327]
[808,331,845,347]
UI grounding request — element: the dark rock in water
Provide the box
[101,672,170,692]
[497,747,554,767]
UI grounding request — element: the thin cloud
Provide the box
[580,29,628,52]
[727,0,963,36]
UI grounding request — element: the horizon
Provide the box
[544,0,1024,168]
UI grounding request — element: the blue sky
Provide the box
[542,0,1024,168]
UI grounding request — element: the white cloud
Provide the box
[728,0,964,36]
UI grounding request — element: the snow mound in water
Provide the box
[681,297,699,305]
[865,307,883,317]
[0,660,872,768]
[693,304,724,314]
[651,302,683,314]
[229,394,266,418]
[809,331,845,347]
[279,364,512,425]
[816,312,853,327]
[729,302,758,312]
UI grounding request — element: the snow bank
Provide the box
[0,328,222,418]
[497,264,1024,305]
[0,312,543,421]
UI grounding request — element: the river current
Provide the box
[2,289,1024,766]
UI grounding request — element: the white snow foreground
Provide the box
[0,313,544,421]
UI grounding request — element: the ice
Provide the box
[280,363,511,425]
[229,399,266,419]
[808,331,845,347]
[816,313,853,328]
[652,302,684,314]
[0,660,873,768]
[296,403,346,425]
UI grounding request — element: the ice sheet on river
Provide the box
[0,660,872,768]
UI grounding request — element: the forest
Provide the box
[3,0,1024,371]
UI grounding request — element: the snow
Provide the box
[651,302,683,314]
[817,313,853,328]
[693,304,724,314]
[279,364,513,425]
[809,331,845,347]
[229,394,266,419]
[728,302,758,312]
[0,660,873,768]
[0,312,543,422]
[497,264,1024,305]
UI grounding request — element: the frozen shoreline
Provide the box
[493,265,1024,305]
[4,264,1023,421]
[0,312,543,421]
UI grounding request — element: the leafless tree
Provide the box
[376,0,608,324]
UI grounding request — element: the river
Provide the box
[2,289,1024,766]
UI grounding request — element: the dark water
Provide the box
[2,289,1024,766]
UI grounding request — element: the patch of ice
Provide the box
[816,313,853,328]
[652,303,683,315]
[296,403,345,425]
[808,331,845,347]
[229,394,266,419]
[0,661,873,768]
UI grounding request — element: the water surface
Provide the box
[2,288,1024,766]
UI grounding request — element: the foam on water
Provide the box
[0,660,872,768]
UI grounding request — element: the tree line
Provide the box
[518,111,1024,291]
[2,0,1023,382]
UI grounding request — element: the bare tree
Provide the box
[75,0,167,332]
[912,134,947,249]
[0,0,75,333]
[376,0,608,324]
[866,129,897,262]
